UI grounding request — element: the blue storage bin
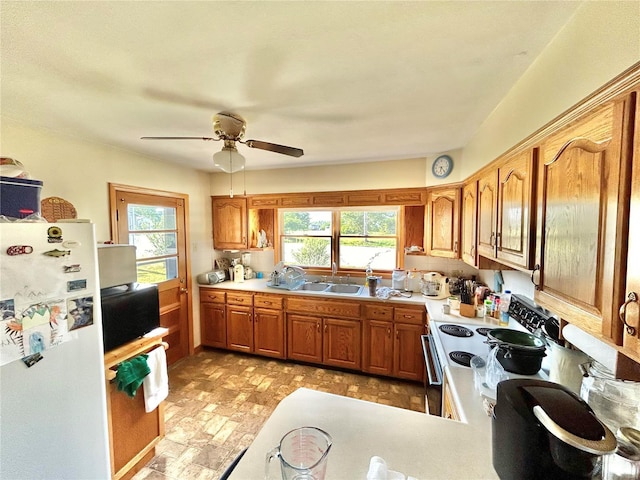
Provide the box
[0,176,43,218]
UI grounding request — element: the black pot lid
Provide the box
[523,385,617,454]
[488,328,546,349]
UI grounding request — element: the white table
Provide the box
[229,387,499,479]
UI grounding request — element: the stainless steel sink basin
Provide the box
[325,284,364,294]
[299,282,331,291]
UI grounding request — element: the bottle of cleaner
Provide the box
[499,290,511,326]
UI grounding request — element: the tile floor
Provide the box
[132,349,426,480]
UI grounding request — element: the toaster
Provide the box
[197,270,226,285]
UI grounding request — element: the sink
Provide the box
[299,282,331,291]
[325,284,364,295]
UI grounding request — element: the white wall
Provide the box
[1,118,213,345]
[461,1,640,176]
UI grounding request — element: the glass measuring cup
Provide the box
[265,426,332,480]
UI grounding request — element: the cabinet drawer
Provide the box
[226,292,254,306]
[200,289,226,304]
[286,297,361,319]
[254,294,283,310]
[394,307,424,325]
[364,304,393,321]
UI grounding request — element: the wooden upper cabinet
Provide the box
[622,90,640,364]
[477,171,498,259]
[534,95,633,343]
[212,197,247,249]
[425,187,460,258]
[461,180,478,267]
[495,149,537,268]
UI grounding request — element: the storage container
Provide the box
[0,176,43,219]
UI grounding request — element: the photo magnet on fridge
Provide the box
[67,296,93,331]
[67,279,87,292]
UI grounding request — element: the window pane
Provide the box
[339,238,397,270]
[340,210,397,236]
[128,204,176,231]
[129,232,177,259]
[282,211,331,235]
[136,258,178,283]
[282,237,331,267]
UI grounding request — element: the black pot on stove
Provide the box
[493,379,616,479]
[487,328,546,375]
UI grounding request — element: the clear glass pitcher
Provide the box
[265,426,332,480]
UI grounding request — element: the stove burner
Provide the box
[439,324,474,338]
[476,327,491,337]
[449,351,474,368]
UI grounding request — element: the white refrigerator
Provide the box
[0,222,111,479]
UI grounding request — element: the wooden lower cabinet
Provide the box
[254,307,286,358]
[323,317,361,370]
[226,305,253,353]
[287,314,323,363]
[200,301,226,348]
[394,323,425,381]
[363,320,394,376]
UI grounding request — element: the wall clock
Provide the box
[432,155,453,178]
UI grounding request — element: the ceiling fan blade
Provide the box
[243,139,304,158]
[140,136,220,141]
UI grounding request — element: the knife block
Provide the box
[460,303,476,318]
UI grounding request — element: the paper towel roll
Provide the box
[562,324,617,372]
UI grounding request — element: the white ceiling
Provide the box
[1,1,582,173]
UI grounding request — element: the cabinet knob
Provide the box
[619,292,638,336]
[387,327,391,337]
[531,264,541,290]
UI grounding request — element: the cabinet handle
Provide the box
[387,327,391,337]
[531,264,541,290]
[470,245,475,257]
[396,329,399,340]
[490,232,495,246]
[453,241,458,253]
[324,324,327,333]
[264,301,271,305]
[317,322,321,333]
[496,232,501,249]
[403,314,413,319]
[248,314,252,322]
[619,292,638,336]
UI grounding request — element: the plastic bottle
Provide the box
[499,290,511,326]
[484,299,493,320]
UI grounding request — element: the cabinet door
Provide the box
[477,171,498,259]
[535,97,631,342]
[287,314,322,364]
[212,197,247,249]
[426,187,460,258]
[461,180,478,267]
[200,302,226,348]
[323,318,361,370]
[394,323,425,381]
[496,149,536,268]
[226,305,253,353]
[254,308,285,359]
[363,319,393,376]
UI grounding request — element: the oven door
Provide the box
[421,334,443,415]
[422,334,443,386]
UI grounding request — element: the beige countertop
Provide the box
[201,278,430,306]
[229,387,498,480]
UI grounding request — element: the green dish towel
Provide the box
[116,354,150,397]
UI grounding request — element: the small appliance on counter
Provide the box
[197,270,226,285]
[421,272,449,299]
[493,379,616,480]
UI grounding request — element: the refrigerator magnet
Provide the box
[43,249,70,257]
[6,245,33,256]
[47,226,63,243]
[67,296,94,331]
[22,352,43,368]
[63,264,81,273]
[67,279,87,292]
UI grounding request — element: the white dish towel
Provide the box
[143,346,169,413]
[366,456,417,480]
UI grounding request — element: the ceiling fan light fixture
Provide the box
[213,146,246,173]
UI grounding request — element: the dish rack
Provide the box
[267,268,305,291]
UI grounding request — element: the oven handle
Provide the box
[421,334,443,386]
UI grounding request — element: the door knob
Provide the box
[180,287,188,294]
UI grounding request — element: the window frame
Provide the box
[278,206,402,276]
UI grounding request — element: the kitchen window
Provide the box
[279,207,399,272]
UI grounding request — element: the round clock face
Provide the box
[432,155,453,178]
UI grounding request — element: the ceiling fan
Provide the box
[141,111,304,173]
